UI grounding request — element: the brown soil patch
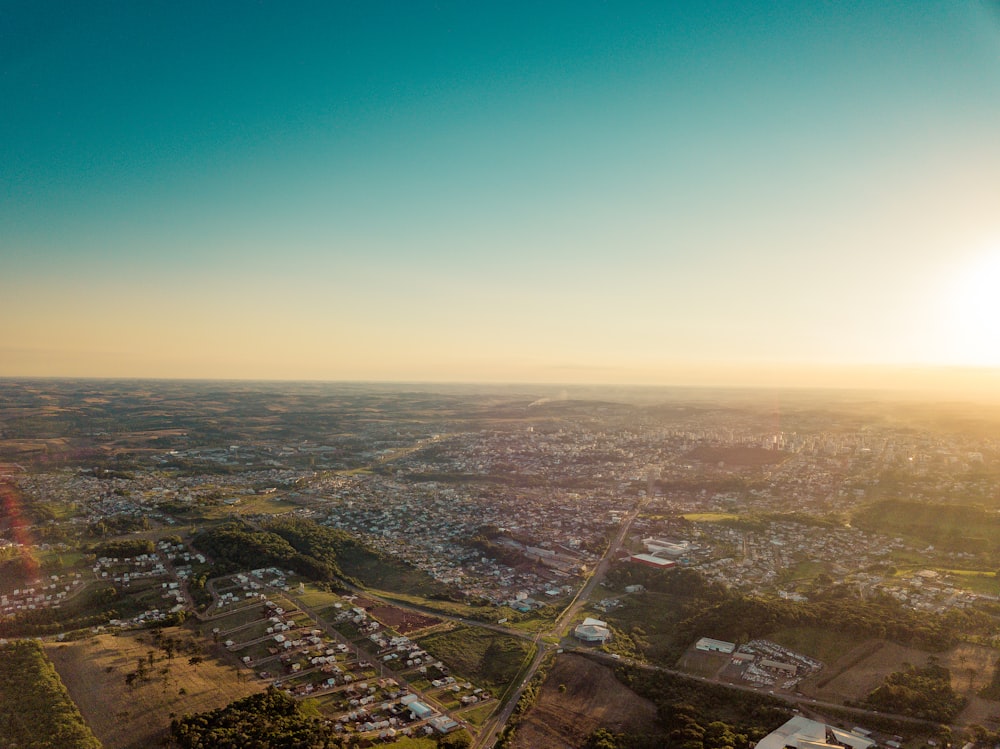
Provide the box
[676,648,729,679]
[958,695,1000,729]
[353,597,441,634]
[46,628,262,749]
[941,642,997,694]
[798,640,928,704]
[798,639,1000,725]
[512,654,658,749]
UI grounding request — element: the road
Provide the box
[472,496,647,749]
[579,649,946,730]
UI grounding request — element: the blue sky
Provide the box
[3,1,1000,385]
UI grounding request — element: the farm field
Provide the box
[45,628,262,749]
[511,654,658,749]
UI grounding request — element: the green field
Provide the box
[940,569,1000,595]
[766,626,862,665]
[854,500,1000,556]
[37,550,91,570]
[293,584,348,612]
[383,737,438,749]
[371,589,485,618]
[459,701,496,726]
[417,626,535,690]
[775,560,827,585]
[682,512,740,522]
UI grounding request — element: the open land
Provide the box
[3,380,1000,747]
[511,654,659,749]
[45,629,260,749]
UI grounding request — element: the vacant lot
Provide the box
[799,640,929,703]
[676,648,729,678]
[46,628,262,749]
[512,654,658,749]
[797,638,1000,725]
[353,596,442,634]
[418,625,534,690]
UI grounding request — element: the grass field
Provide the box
[37,549,91,570]
[294,583,348,612]
[675,648,729,678]
[45,627,263,749]
[193,495,296,519]
[383,737,438,749]
[417,625,535,690]
[766,626,860,665]
[775,560,827,585]
[370,588,493,619]
[940,569,1000,595]
[682,512,740,522]
[459,701,496,726]
[889,566,1000,595]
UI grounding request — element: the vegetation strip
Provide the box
[0,639,102,749]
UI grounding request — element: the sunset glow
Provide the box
[3,2,1000,390]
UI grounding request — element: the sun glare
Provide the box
[945,246,1000,366]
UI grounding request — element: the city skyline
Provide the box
[3,2,1000,389]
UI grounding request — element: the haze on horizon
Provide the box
[3,2,1000,392]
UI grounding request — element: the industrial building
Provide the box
[574,617,611,643]
[756,716,876,749]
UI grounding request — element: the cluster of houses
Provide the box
[318,474,604,605]
[672,518,1000,615]
[205,573,471,738]
[0,572,85,617]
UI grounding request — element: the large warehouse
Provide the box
[574,617,611,643]
[756,716,875,749]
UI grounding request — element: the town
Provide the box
[2,380,1000,748]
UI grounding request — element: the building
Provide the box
[628,554,676,570]
[756,716,876,749]
[429,716,459,734]
[642,538,691,556]
[761,658,797,675]
[574,617,611,643]
[695,637,735,654]
[408,701,435,720]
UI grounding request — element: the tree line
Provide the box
[0,639,103,749]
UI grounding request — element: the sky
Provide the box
[3,1,1000,389]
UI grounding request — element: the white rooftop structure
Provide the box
[695,637,735,653]
[756,717,876,749]
[574,617,611,643]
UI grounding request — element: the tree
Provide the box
[440,728,473,749]
[585,728,618,749]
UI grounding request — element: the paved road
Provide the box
[578,649,946,730]
[472,497,647,749]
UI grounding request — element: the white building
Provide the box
[756,716,876,749]
[574,617,611,643]
[695,637,735,654]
